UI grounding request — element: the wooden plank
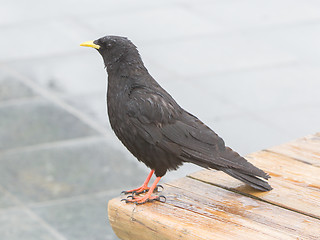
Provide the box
[108,177,320,240]
[267,132,320,167]
[189,149,320,219]
[247,151,320,187]
[108,133,320,239]
[189,170,320,219]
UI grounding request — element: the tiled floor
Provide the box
[1,1,320,239]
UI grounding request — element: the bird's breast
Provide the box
[106,82,133,139]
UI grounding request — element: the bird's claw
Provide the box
[123,195,166,205]
[120,187,150,196]
[121,190,137,195]
[122,186,162,197]
[157,195,166,203]
[121,190,136,195]
[121,195,135,202]
[132,189,149,195]
[154,184,164,192]
[136,195,166,205]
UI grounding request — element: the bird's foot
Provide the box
[121,185,150,195]
[121,176,164,204]
[121,184,163,196]
[121,192,166,205]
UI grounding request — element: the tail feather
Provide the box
[222,168,273,192]
[221,147,270,179]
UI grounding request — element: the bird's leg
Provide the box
[121,170,154,195]
[122,177,164,204]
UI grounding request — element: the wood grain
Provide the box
[268,133,320,167]
[189,169,320,219]
[109,178,320,240]
[108,133,320,239]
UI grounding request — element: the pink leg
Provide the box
[123,177,164,204]
[121,170,154,194]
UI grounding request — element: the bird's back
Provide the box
[103,37,271,191]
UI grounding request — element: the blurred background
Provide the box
[0,0,320,239]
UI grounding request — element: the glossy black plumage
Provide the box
[92,35,272,192]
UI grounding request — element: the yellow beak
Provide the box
[80,40,100,49]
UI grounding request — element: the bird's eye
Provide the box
[107,43,112,48]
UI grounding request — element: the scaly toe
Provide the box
[120,186,150,195]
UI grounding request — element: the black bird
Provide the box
[80,36,272,204]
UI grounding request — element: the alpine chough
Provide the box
[80,36,272,204]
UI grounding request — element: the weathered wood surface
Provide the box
[108,133,320,240]
[268,132,320,167]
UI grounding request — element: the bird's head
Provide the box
[80,35,142,69]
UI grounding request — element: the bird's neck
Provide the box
[107,60,146,76]
[106,53,149,98]
[105,49,147,77]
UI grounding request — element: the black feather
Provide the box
[90,35,272,191]
[221,168,273,192]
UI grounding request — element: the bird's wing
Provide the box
[126,84,181,146]
[126,85,251,170]
[160,113,253,169]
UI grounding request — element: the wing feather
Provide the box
[126,84,266,177]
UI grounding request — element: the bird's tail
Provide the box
[221,168,272,191]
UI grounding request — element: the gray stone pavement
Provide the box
[1,0,320,239]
